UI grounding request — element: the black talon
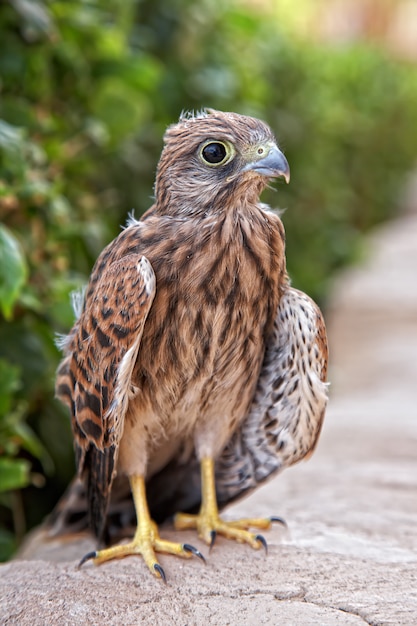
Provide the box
[183,544,206,564]
[154,563,167,584]
[78,551,97,568]
[270,516,287,527]
[255,534,268,554]
[209,530,217,551]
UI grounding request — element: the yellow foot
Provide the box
[173,513,286,553]
[79,476,205,582]
[79,519,205,581]
[174,458,286,552]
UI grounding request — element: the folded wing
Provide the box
[55,254,155,539]
[215,286,328,505]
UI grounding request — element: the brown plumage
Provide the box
[55,110,328,580]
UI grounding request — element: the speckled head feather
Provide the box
[164,109,277,161]
[178,108,210,122]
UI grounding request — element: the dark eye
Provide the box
[201,142,227,164]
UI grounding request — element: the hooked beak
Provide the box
[244,145,290,183]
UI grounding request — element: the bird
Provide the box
[55,109,328,581]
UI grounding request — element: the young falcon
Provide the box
[56,109,328,581]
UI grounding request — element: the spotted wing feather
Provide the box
[56,254,155,539]
[214,286,328,504]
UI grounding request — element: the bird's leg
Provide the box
[79,475,204,580]
[174,457,283,550]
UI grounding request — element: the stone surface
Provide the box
[1,213,417,625]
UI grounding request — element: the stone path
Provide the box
[1,212,416,625]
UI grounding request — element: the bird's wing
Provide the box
[215,285,328,505]
[56,254,155,539]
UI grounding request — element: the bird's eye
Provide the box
[201,142,226,164]
[200,141,233,166]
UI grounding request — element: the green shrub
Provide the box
[1,0,416,559]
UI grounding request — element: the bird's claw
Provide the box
[183,543,206,563]
[270,515,287,527]
[209,530,217,552]
[78,551,97,568]
[153,563,167,583]
[255,534,268,554]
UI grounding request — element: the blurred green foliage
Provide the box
[1,0,417,560]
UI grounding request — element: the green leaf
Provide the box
[0,458,31,492]
[0,527,17,562]
[0,120,24,153]
[0,225,28,320]
[13,421,55,475]
[11,0,55,45]
[0,359,21,415]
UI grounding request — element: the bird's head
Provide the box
[154,109,290,216]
